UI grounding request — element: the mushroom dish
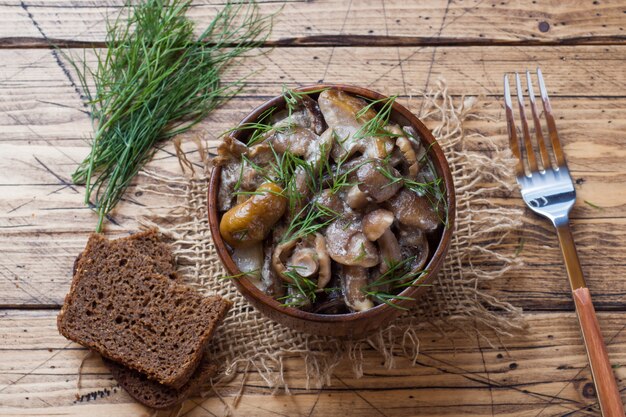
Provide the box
[214,88,447,313]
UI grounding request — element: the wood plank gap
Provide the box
[2,35,626,49]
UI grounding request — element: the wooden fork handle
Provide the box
[573,287,625,416]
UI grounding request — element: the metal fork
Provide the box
[504,69,624,417]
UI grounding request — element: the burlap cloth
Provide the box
[136,80,526,410]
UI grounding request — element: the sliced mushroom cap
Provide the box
[341,265,374,312]
[318,89,376,161]
[299,94,327,135]
[398,226,430,276]
[272,234,331,290]
[318,89,376,128]
[346,185,369,210]
[271,94,327,135]
[385,189,440,232]
[362,209,402,274]
[362,209,395,241]
[378,229,402,274]
[356,161,403,203]
[287,247,319,278]
[270,126,318,156]
[271,239,298,282]
[325,217,379,267]
[396,136,419,177]
[213,135,248,167]
[262,243,285,298]
[403,126,427,163]
[314,189,345,219]
[365,136,395,159]
[315,233,332,289]
[232,243,264,289]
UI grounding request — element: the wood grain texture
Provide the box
[0,310,625,416]
[2,47,625,102]
[2,0,626,48]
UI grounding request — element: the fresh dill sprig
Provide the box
[224,106,296,147]
[375,159,449,228]
[361,256,430,310]
[281,202,338,243]
[322,150,366,195]
[67,0,274,232]
[282,86,329,117]
[277,268,318,307]
[220,269,260,280]
[354,95,399,139]
[584,200,603,210]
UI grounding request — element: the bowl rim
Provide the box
[207,83,456,324]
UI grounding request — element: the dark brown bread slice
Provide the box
[58,233,232,389]
[103,354,218,409]
[122,229,178,280]
[86,231,216,407]
[72,229,178,280]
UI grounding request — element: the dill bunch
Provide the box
[69,0,273,231]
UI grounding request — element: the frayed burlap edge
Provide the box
[135,80,525,412]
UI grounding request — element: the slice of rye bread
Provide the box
[58,233,232,389]
[72,229,178,280]
[103,354,218,409]
[121,229,179,280]
[80,231,219,407]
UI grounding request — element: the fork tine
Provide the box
[537,68,567,168]
[515,72,539,173]
[526,71,552,171]
[503,74,524,177]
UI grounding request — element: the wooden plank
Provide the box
[1,47,625,113]
[0,310,625,416]
[2,0,626,48]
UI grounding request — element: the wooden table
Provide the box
[1,1,625,416]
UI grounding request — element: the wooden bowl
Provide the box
[208,84,455,339]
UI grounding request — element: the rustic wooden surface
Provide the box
[1,1,625,416]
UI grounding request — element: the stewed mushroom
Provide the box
[215,88,446,313]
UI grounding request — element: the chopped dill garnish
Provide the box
[224,106,298,147]
[282,86,329,117]
[584,200,603,210]
[375,158,448,228]
[322,151,367,195]
[362,257,431,310]
[220,269,260,280]
[353,242,367,262]
[281,202,339,243]
[354,95,399,139]
[277,268,318,307]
